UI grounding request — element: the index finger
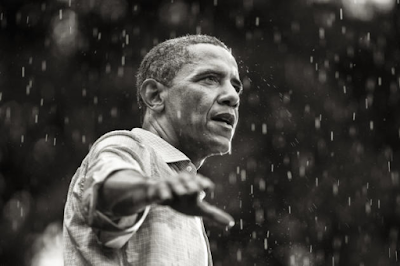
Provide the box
[197,201,235,228]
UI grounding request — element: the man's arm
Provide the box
[98,169,235,228]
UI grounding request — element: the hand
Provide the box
[146,173,235,228]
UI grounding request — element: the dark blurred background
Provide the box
[0,0,399,265]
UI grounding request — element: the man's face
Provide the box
[163,43,242,160]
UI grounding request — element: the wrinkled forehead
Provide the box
[186,43,239,73]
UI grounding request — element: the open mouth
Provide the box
[211,113,235,127]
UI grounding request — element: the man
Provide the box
[63,34,243,265]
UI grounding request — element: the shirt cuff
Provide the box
[83,159,142,225]
[96,205,151,249]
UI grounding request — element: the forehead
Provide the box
[185,43,239,75]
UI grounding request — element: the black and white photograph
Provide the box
[0,0,399,265]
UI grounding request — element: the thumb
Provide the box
[197,201,235,228]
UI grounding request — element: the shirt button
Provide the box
[186,166,193,172]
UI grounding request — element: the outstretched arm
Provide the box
[98,169,235,228]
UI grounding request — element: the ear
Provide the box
[140,79,166,113]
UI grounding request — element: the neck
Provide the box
[142,119,206,169]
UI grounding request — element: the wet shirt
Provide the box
[63,128,211,266]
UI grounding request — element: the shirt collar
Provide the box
[132,128,190,164]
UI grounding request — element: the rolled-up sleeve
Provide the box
[79,132,151,249]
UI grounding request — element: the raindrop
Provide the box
[261,123,267,134]
[255,209,264,223]
[370,121,374,130]
[255,17,259,26]
[259,179,265,191]
[316,177,318,187]
[331,131,334,141]
[299,166,305,177]
[271,164,274,172]
[315,118,321,129]
[319,28,325,39]
[22,67,25,77]
[287,171,292,181]
[229,172,236,184]
[333,184,338,195]
[111,107,118,118]
[365,202,371,214]
[53,138,57,146]
[42,61,46,71]
[59,9,63,20]
[340,8,343,20]
[240,169,246,181]
[236,249,242,262]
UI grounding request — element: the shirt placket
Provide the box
[174,161,212,266]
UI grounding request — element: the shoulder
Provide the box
[90,129,144,152]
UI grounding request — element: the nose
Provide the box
[217,82,240,108]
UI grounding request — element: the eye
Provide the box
[203,75,220,84]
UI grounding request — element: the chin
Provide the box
[208,139,231,156]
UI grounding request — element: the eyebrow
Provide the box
[193,69,243,91]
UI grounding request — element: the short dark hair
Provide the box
[136,34,230,124]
